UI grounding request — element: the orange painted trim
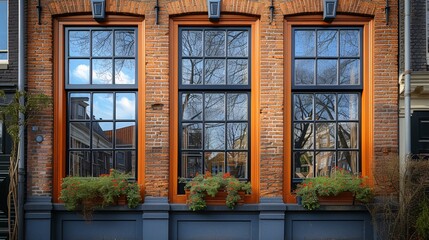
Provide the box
[169,14,260,204]
[53,15,145,202]
[283,15,374,203]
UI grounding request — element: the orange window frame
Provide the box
[169,15,260,204]
[283,15,374,203]
[53,15,145,202]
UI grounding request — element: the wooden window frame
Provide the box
[169,15,260,204]
[284,15,374,203]
[53,15,145,202]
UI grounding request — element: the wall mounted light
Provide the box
[207,0,221,21]
[323,0,338,21]
[91,0,106,21]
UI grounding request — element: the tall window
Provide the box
[178,27,250,193]
[65,27,138,178]
[291,27,362,187]
[0,0,7,61]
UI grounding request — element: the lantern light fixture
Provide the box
[323,0,338,21]
[91,0,106,21]
[207,0,221,21]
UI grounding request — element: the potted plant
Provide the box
[295,167,373,210]
[180,172,251,211]
[60,169,142,219]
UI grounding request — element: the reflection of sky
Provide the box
[93,94,113,120]
[116,93,136,119]
[0,1,7,52]
[70,60,90,84]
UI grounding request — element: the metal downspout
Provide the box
[18,0,25,239]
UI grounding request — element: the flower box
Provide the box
[317,191,355,206]
[185,189,245,206]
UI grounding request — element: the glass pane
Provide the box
[115,150,136,176]
[92,122,113,148]
[182,59,203,85]
[93,93,113,120]
[115,59,135,84]
[317,30,338,57]
[69,122,90,149]
[92,31,113,57]
[315,94,335,120]
[315,123,335,149]
[205,123,225,150]
[316,151,336,176]
[317,60,337,85]
[68,151,91,176]
[182,123,202,150]
[205,152,225,174]
[0,1,7,52]
[227,94,248,120]
[294,151,314,179]
[295,60,315,85]
[115,122,136,148]
[227,31,248,57]
[116,93,136,120]
[69,59,90,84]
[205,93,225,121]
[338,94,359,120]
[205,31,225,57]
[338,122,359,149]
[338,151,358,173]
[92,151,113,176]
[69,31,90,57]
[294,123,313,149]
[182,30,203,57]
[93,59,113,84]
[227,152,247,179]
[340,59,360,85]
[340,30,360,57]
[115,30,135,56]
[205,59,225,84]
[0,53,6,60]
[227,59,248,85]
[293,94,313,120]
[181,152,202,178]
[182,93,203,120]
[294,30,315,57]
[70,93,90,120]
[227,123,248,150]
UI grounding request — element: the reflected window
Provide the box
[178,27,250,192]
[66,27,137,178]
[0,0,7,61]
[292,27,362,186]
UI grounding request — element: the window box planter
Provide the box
[185,189,245,206]
[317,191,355,206]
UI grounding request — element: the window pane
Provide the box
[317,59,337,85]
[115,30,135,56]
[338,151,358,174]
[205,59,225,84]
[205,152,225,174]
[92,151,113,176]
[227,31,248,57]
[70,93,90,120]
[295,30,315,57]
[227,123,248,150]
[205,123,225,150]
[116,93,136,120]
[317,30,338,57]
[340,59,360,85]
[338,94,359,120]
[93,93,113,120]
[316,151,336,176]
[181,152,203,178]
[316,123,335,149]
[0,53,6,60]
[227,94,248,120]
[69,31,90,57]
[115,122,136,148]
[182,30,203,57]
[227,152,247,179]
[69,59,90,84]
[0,1,6,53]
[294,151,314,179]
[182,59,203,85]
[205,93,225,121]
[227,59,248,85]
[340,30,360,57]
[315,94,335,120]
[93,59,113,84]
[182,123,202,150]
[115,59,135,84]
[294,123,313,149]
[182,93,203,121]
[92,30,113,57]
[69,151,91,176]
[115,151,136,176]
[293,94,313,121]
[205,31,225,57]
[92,122,113,148]
[295,60,315,85]
[338,122,359,149]
[69,122,90,149]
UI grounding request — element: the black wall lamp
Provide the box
[207,0,221,21]
[323,0,338,21]
[91,0,106,21]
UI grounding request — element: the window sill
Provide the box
[0,62,8,70]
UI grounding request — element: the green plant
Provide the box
[180,172,251,211]
[60,169,142,218]
[416,196,429,239]
[295,168,373,210]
